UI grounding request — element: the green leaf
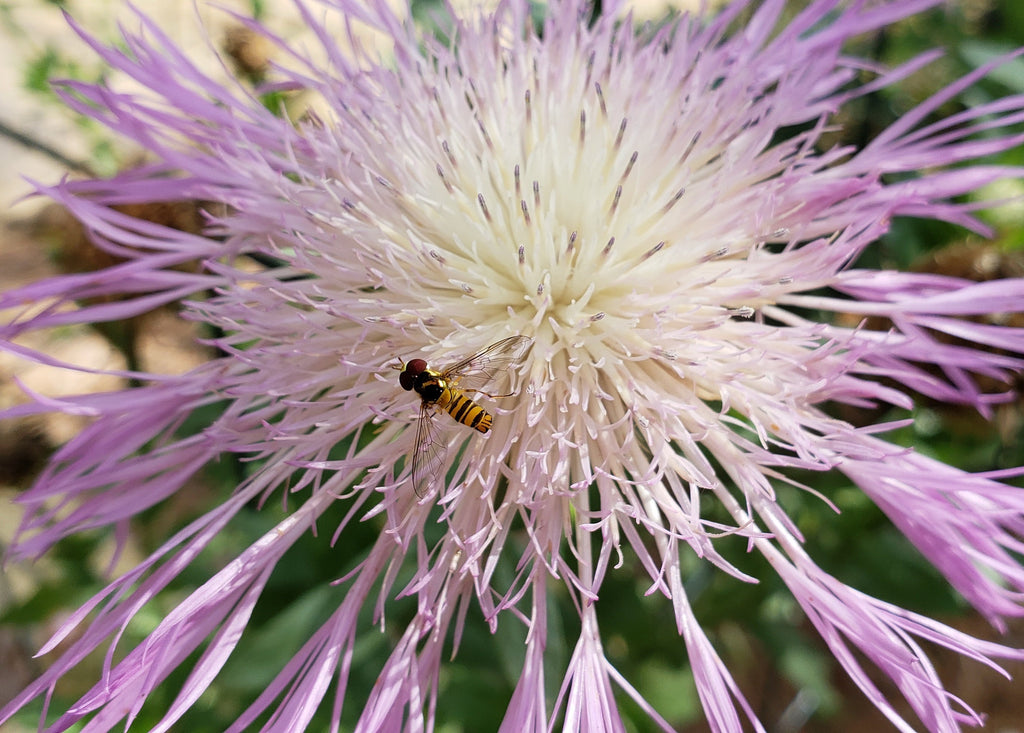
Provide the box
[960,40,1024,93]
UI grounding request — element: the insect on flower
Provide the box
[396,335,532,497]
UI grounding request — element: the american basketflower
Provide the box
[4,0,1024,730]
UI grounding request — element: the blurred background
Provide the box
[1,0,1023,730]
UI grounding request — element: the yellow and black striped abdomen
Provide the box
[437,388,492,433]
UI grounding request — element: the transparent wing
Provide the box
[410,404,448,498]
[441,335,533,395]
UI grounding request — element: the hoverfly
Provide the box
[395,335,532,497]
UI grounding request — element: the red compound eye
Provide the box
[399,359,427,391]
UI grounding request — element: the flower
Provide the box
[3,0,1024,730]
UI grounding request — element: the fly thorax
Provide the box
[416,373,446,403]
